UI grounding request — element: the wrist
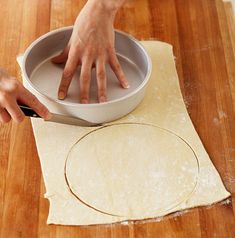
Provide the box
[87,0,125,15]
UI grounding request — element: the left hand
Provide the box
[0,68,51,124]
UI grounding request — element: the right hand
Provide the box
[0,68,51,124]
[52,0,129,104]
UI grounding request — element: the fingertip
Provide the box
[0,117,11,124]
[51,54,66,64]
[39,105,52,120]
[0,110,11,124]
[119,77,130,89]
[58,91,66,100]
[122,81,130,89]
[44,111,52,120]
[99,96,107,103]
[51,57,57,63]
[4,118,12,124]
[118,74,129,89]
[51,55,60,63]
[81,99,89,104]
[15,115,25,124]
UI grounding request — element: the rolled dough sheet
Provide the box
[29,41,230,225]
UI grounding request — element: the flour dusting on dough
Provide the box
[30,41,230,226]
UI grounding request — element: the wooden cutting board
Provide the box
[0,0,235,237]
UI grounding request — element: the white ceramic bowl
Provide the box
[20,26,152,123]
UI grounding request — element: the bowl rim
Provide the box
[21,26,152,107]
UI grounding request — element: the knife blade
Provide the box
[19,104,101,127]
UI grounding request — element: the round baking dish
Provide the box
[20,26,152,123]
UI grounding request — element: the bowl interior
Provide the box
[25,28,150,104]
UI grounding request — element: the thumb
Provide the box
[51,47,69,64]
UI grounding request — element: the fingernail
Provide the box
[45,111,52,120]
[81,99,88,104]
[99,96,106,103]
[123,82,130,89]
[58,91,66,100]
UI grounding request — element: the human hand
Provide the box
[0,68,51,124]
[52,0,129,103]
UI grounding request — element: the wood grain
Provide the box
[0,0,235,237]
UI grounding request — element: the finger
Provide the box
[4,100,25,123]
[96,58,107,103]
[58,47,80,100]
[51,47,69,64]
[0,108,11,124]
[109,50,129,89]
[18,87,51,120]
[79,57,92,104]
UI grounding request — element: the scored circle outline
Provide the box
[64,123,200,217]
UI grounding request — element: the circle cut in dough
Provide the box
[65,123,199,218]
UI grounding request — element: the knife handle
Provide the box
[19,104,41,118]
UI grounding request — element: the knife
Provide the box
[19,104,101,127]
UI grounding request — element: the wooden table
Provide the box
[0,0,235,237]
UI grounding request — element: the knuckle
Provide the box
[97,47,105,56]
[15,111,24,122]
[98,88,106,97]
[38,105,48,115]
[8,80,19,92]
[107,45,115,54]
[81,73,90,83]
[97,70,105,80]
[0,92,10,105]
[59,84,68,92]
[63,68,74,81]
[0,80,19,97]
[71,39,80,49]
[84,48,94,58]
[110,56,120,68]
[30,95,39,107]
[114,62,121,71]
[118,70,125,79]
